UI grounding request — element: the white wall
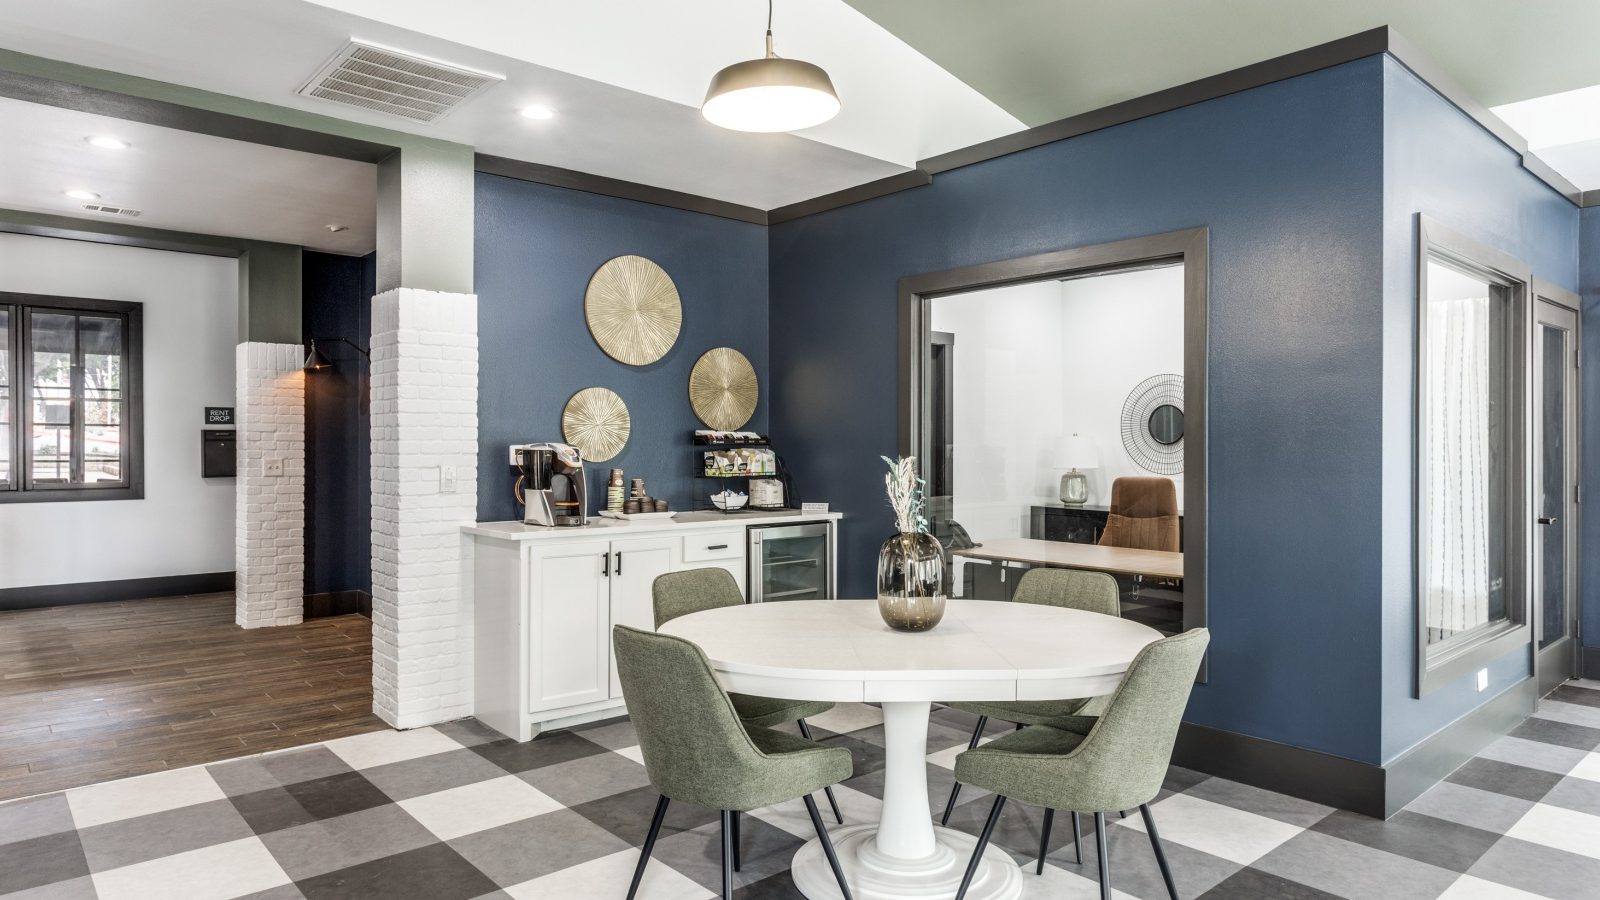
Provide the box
[0,234,238,588]
[929,265,1183,541]
[1058,265,1185,508]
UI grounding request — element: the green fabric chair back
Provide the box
[653,567,744,629]
[1011,568,1120,618]
[1061,628,1209,810]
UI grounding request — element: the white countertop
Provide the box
[462,509,841,542]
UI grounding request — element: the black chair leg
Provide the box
[956,795,1006,900]
[797,719,845,824]
[627,794,669,900]
[1094,812,1111,900]
[731,810,741,872]
[1037,808,1054,874]
[720,810,734,899]
[1141,804,1179,900]
[804,794,854,900]
[940,715,987,826]
[1071,811,1083,864]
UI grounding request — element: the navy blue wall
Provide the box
[1582,206,1600,658]
[302,251,375,597]
[475,174,770,523]
[1379,59,1581,761]
[769,59,1388,761]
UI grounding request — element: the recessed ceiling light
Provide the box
[519,105,556,120]
[325,224,349,233]
[86,135,131,150]
[64,189,101,201]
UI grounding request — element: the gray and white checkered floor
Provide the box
[4,682,1600,899]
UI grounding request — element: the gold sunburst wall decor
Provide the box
[561,387,631,463]
[689,347,759,430]
[584,255,682,366]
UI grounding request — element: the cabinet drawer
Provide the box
[683,530,743,562]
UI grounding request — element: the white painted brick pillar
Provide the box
[235,342,306,628]
[370,288,479,729]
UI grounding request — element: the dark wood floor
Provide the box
[0,593,385,803]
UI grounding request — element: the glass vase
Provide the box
[876,531,947,632]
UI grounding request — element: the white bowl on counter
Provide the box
[710,490,749,511]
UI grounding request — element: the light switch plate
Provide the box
[440,465,457,493]
[263,458,283,477]
[1476,668,1489,692]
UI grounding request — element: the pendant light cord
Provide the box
[765,0,777,58]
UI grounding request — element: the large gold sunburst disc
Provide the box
[689,347,758,430]
[561,387,631,462]
[584,255,682,366]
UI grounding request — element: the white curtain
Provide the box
[1425,293,1491,642]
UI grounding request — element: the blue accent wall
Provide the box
[1581,206,1600,655]
[769,58,1389,762]
[302,250,375,597]
[1379,58,1580,761]
[475,174,770,523]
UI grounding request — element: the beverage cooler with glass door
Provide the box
[747,521,836,601]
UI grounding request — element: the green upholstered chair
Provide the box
[613,625,854,900]
[951,628,1210,900]
[653,568,843,822]
[939,567,1122,828]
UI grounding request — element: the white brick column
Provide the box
[235,342,306,628]
[370,288,479,729]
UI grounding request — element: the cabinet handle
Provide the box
[615,552,623,576]
[707,544,729,551]
[602,552,610,577]
[1538,516,1558,525]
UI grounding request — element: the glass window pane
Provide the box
[30,312,75,484]
[1539,324,1567,648]
[80,316,122,395]
[0,307,9,487]
[1422,260,1511,647]
[84,400,121,483]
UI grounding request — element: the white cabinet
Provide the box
[526,541,612,713]
[606,536,676,698]
[469,513,839,742]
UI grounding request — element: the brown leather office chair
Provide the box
[1098,477,1179,552]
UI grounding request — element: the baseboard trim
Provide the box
[1584,646,1600,679]
[1382,678,1537,816]
[304,590,371,619]
[1174,723,1387,817]
[0,571,234,611]
[1175,678,1538,819]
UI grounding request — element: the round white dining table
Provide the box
[658,598,1161,900]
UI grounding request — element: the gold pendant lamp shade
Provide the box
[702,0,839,133]
[585,255,682,366]
[689,347,759,431]
[562,387,631,463]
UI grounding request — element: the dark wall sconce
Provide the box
[304,337,370,372]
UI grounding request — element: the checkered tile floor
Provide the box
[4,682,1600,900]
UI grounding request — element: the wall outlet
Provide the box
[440,465,457,493]
[263,458,283,477]
[1476,668,1489,692]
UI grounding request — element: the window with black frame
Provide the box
[0,292,142,502]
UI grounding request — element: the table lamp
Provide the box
[1058,434,1100,506]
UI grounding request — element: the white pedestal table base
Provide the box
[791,700,1021,900]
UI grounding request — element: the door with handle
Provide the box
[1533,292,1580,695]
[607,536,676,698]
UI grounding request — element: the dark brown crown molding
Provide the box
[474,154,769,226]
[767,169,933,224]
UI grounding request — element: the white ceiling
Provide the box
[0,0,1023,215]
[0,97,376,253]
[1494,86,1600,191]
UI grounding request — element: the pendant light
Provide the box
[701,0,839,133]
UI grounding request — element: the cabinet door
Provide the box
[608,536,678,698]
[527,541,612,713]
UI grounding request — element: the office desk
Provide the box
[953,537,1184,581]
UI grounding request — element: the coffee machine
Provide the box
[516,443,588,527]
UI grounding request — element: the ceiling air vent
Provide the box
[82,203,141,218]
[297,39,504,123]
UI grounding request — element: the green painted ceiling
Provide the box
[843,0,1600,127]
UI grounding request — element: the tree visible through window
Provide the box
[1,293,141,502]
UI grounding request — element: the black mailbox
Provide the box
[202,429,236,478]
